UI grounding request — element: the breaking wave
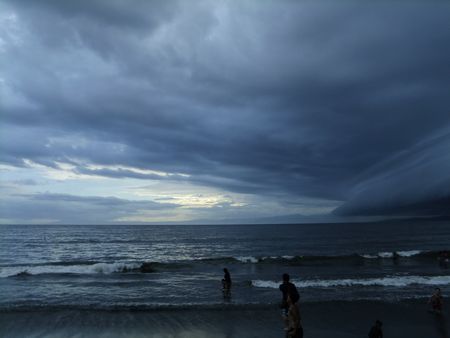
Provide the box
[0,262,141,278]
[252,275,450,288]
[361,250,424,259]
[199,250,447,265]
[1,249,447,278]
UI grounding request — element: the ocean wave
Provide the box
[1,249,447,277]
[237,250,446,264]
[378,252,395,258]
[0,262,141,278]
[397,250,423,257]
[234,256,259,263]
[252,275,450,289]
[0,260,102,268]
[227,250,442,264]
[362,250,424,259]
[200,255,303,264]
[200,256,261,264]
[0,260,198,277]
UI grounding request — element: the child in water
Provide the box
[285,293,303,338]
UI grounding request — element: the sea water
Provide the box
[1,219,449,313]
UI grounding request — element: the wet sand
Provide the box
[0,300,448,338]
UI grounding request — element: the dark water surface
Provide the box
[1,220,449,311]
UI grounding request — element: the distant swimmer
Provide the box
[279,273,300,315]
[368,320,383,338]
[285,292,303,338]
[222,268,232,298]
[429,288,444,315]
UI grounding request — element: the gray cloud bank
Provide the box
[1,0,450,221]
[0,192,175,224]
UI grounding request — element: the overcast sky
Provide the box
[1,0,449,224]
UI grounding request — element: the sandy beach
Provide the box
[0,299,448,338]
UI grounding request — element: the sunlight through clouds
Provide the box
[1,0,449,223]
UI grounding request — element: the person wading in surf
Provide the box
[285,292,303,338]
[279,273,299,315]
[222,268,232,298]
[429,288,443,314]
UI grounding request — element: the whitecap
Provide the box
[252,275,450,289]
[397,250,422,257]
[0,262,140,278]
[234,256,259,263]
[377,252,394,258]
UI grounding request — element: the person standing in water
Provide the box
[429,288,444,314]
[222,268,232,297]
[285,293,303,338]
[279,273,299,315]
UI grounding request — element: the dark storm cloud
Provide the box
[334,129,450,217]
[1,1,450,219]
[10,0,178,30]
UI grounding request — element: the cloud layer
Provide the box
[1,1,449,223]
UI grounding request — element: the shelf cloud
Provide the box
[1,0,449,223]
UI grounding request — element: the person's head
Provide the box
[282,273,290,282]
[435,288,441,295]
[224,268,229,274]
[375,320,382,327]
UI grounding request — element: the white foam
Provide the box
[360,250,423,259]
[251,280,280,288]
[234,256,259,263]
[397,250,422,257]
[377,252,394,258]
[0,262,140,278]
[252,275,450,289]
[259,256,296,262]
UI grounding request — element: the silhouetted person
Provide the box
[429,288,444,314]
[280,273,299,315]
[222,268,231,298]
[285,293,303,338]
[368,320,383,338]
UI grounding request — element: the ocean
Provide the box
[1,220,449,337]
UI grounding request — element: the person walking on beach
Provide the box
[222,268,232,297]
[285,293,303,338]
[368,320,383,338]
[279,273,299,315]
[429,288,443,314]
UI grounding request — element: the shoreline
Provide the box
[0,300,448,337]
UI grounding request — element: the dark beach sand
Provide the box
[0,300,448,338]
